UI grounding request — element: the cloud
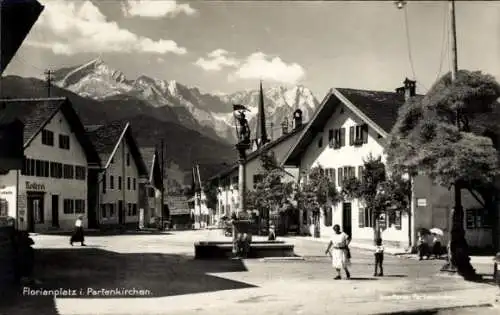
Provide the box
[194,49,239,71]
[122,0,196,18]
[26,0,187,55]
[232,52,305,84]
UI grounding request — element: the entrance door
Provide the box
[51,195,59,228]
[118,201,124,225]
[342,202,352,237]
[27,194,44,233]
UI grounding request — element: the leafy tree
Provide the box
[386,70,500,279]
[295,165,341,236]
[203,183,218,212]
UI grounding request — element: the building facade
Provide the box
[0,98,101,232]
[283,81,492,250]
[139,147,163,226]
[85,121,148,229]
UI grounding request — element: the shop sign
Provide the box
[25,181,45,191]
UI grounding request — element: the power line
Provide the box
[435,2,449,82]
[402,5,428,93]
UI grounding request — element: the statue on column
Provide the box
[236,110,251,146]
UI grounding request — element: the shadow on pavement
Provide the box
[383,275,408,278]
[346,277,377,281]
[0,247,256,315]
[36,230,173,237]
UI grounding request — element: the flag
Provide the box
[1,0,44,74]
[233,104,249,111]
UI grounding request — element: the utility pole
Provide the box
[160,139,165,230]
[450,0,458,81]
[44,69,53,97]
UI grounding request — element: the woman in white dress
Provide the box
[325,224,351,279]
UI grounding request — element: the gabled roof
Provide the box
[139,147,157,181]
[85,120,148,176]
[207,123,306,182]
[281,88,424,167]
[0,97,101,166]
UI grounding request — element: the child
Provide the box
[418,232,430,260]
[374,238,384,277]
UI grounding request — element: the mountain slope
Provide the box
[52,58,320,143]
[0,75,236,185]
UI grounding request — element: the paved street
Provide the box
[0,230,498,315]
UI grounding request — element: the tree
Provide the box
[340,154,411,242]
[386,70,500,280]
[296,165,341,236]
[203,183,218,213]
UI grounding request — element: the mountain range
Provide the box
[2,58,321,187]
[51,58,320,144]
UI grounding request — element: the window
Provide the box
[358,166,364,182]
[22,158,35,176]
[74,200,85,213]
[41,129,54,146]
[338,166,355,186]
[127,177,131,190]
[133,178,136,190]
[41,161,49,177]
[0,198,8,217]
[111,157,115,164]
[127,203,132,216]
[63,164,74,179]
[324,206,333,227]
[132,204,137,216]
[337,167,343,187]
[349,124,368,146]
[466,208,492,229]
[253,174,264,189]
[101,204,107,218]
[330,129,345,148]
[110,176,115,189]
[318,134,323,148]
[388,210,402,230]
[35,160,43,177]
[59,134,70,150]
[63,199,74,214]
[109,203,115,217]
[126,153,130,166]
[75,166,86,180]
[118,176,122,190]
[102,175,107,194]
[328,129,334,147]
[358,207,374,228]
[50,162,62,178]
[325,168,336,186]
[148,187,155,197]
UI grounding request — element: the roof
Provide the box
[0,97,101,166]
[207,123,306,181]
[139,147,156,178]
[281,88,424,167]
[84,120,148,176]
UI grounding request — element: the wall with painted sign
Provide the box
[0,171,17,223]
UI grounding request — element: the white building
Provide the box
[85,121,148,230]
[0,98,101,232]
[282,80,492,250]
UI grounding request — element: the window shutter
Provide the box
[349,126,354,145]
[328,129,334,146]
[331,168,336,186]
[102,175,106,194]
[358,207,365,227]
[340,128,346,147]
[358,166,363,181]
[362,124,369,143]
[338,168,343,187]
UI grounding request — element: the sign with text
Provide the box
[25,181,45,191]
[416,198,427,207]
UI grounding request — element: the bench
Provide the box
[194,241,295,259]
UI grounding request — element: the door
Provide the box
[118,201,124,225]
[342,202,352,237]
[27,195,44,233]
[51,195,59,228]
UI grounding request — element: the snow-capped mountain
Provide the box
[53,58,320,143]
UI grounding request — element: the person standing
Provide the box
[431,233,442,259]
[70,215,85,246]
[374,238,384,276]
[325,224,351,280]
[418,231,430,260]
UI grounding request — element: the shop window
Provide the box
[63,199,74,214]
[0,198,8,217]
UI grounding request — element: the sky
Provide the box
[5,0,500,98]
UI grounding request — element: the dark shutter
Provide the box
[358,207,365,227]
[102,175,106,194]
[338,168,343,187]
[331,168,336,186]
[328,129,333,143]
[349,126,354,145]
[340,128,346,147]
[362,124,369,143]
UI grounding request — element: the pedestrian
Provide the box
[431,233,442,259]
[325,224,351,280]
[268,225,276,241]
[417,231,429,260]
[70,215,85,246]
[374,237,384,277]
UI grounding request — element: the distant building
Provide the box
[85,121,148,230]
[0,98,101,231]
[167,194,192,229]
[139,147,163,225]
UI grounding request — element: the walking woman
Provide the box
[325,224,351,279]
[70,215,85,246]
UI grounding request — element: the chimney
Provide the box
[281,119,289,135]
[293,109,303,130]
[395,78,416,101]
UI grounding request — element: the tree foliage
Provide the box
[203,182,218,211]
[386,70,500,188]
[296,165,341,213]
